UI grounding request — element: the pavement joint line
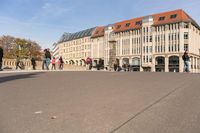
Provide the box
[109,82,190,133]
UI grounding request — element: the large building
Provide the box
[54,9,200,72]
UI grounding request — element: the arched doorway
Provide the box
[81,59,86,66]
[169,56,179,72]
[122,58,129,65]
[131,57,140,71]
[98,58,104,69]
[93,60,98,68]
[76,60,78,66]
[80,60,83,66]
[155,56,165,72]
[66,61,68,64]
[69,60,75,65]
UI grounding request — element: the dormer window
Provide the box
[125,23,130,27]
[135,21,142,25]
[170,14,177,19]
[116,25,121,29]
[95,31,99,34]
[159,16,165,21]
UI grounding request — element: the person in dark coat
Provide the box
[31,57,36,70]
[59,56,64,70]
[44,49,51,70]
[182,50,190,72]
[0,46,3,71]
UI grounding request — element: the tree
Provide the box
[0,36,15,58]
[0,35,42,60]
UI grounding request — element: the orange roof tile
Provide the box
[113,9,198,33]
[113,17,143,33]
[91,27,105,38]
[92,9,199,37]
[153,9,190,26]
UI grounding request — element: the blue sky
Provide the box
[0,0,200,48]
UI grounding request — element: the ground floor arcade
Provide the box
[64,54,200,73]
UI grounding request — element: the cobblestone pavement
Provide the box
[0,71,200,133]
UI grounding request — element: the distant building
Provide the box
[54,9,200,72]
[52,43,60,61]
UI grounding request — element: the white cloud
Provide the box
[41,2,72,17]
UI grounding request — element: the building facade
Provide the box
[54,9,200,72]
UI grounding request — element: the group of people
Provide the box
[0,46,65,71]
[0,45,192,72]
[42,48,64,70]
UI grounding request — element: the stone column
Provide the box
[119,58,123,67]
[129,57,132,65]
[165,55,169,72]
[130,31,133,55]
[120,33,123,56]
[152,55,156,72]
[179,55,184,72]
[192,56,195,73]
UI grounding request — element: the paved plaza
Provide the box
[0,71,200,133]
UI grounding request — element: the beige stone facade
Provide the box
[54,9,200,72]
[59,36,92,66]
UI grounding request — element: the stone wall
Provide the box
[2,59,86,70]
[2,59,42,70]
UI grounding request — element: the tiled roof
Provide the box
[58,9,199,40]
[113,9,199,33]
[113,17,143,33]
[153,9,190,26]
[91,27,105,38]
[58,27,96,43]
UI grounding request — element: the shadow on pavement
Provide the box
[0,72,44,84]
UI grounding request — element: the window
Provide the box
[149,46,152,53]
[136,21,142,25]
[143,56,145,62]
[184,32,189,39]
[150,36,152,42]
[116,25,121,29]
[170,14,177,19]
[146,56,149,62]
[95,31,99,34]
[125,23,130,27]
[149,56,152,62]
[155,36,157,42]
[184,23,189,28]
[159,16,165,21]
[184,44,188,51]
[146,46,148,53]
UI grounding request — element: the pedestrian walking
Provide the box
[182,50,190,72]
[16,56,22,70]
[42,50,46,70]
[114,63,117,71]
[0,46,3,71]
[44,49,51,70]
[31,57,36,70]
[59,56,64,70]
[51,57,56,70]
